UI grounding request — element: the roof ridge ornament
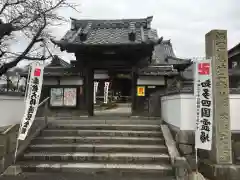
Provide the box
[128,22,136,41]
[146,16,153,28]
[80,22,92,41]
[69,27,82,43]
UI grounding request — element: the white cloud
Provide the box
[10,0,240,63]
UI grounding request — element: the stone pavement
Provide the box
[94,103,132,117]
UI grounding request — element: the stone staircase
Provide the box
[14,117,176,179]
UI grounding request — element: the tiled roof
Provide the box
[71,16,153,29]
[20,56,71,76]
[140,38,192,76]
[138,65,179,76]
[152,40,176,64]
[181,64,194,80]
[52,16,161,47]
[46,55,71,68]
[228,42,240,58]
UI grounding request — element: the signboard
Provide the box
[94,81,99,104]
[50,88,63,106]
[104,82,110,104]
[137,86,145,96]
[64,88,77,106]
[195,59,213,150]
[18,63,44,140]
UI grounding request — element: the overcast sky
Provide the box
[15,0,240,65]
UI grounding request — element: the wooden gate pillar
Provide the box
[131,66,138,115]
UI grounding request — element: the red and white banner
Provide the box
[18,63,44,140]
[195,59,213,150]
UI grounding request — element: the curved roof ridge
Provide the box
[70,16,153,23]
[162,39,171,44]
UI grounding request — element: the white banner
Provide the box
[103,82,110,104]
[94,81,99,104]
[18,63,44,140]
[195,59,213,150]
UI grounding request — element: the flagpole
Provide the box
[194,59,199,175]
[195,147,198,173]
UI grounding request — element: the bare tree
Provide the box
[0,0,79,76]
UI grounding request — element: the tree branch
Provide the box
[0,0,81,75]
[0,0,25,15]
[0,14,47,76]
[13,0,65,31]
[1,51,51,60]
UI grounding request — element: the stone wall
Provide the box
[0,124,19,173]
[166,122,240,170]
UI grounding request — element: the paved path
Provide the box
[94,103,131,117]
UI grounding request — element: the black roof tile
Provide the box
[46,55,71,68]
[71,16,153,29]
[152,40,176,64]
[228,42,240,58]
[20,56,72,76]
[52,16,160,47]
[140,38,192,76]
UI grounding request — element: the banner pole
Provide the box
[14,129,21,164]
[24,64,32,102]
[195,147,199,173]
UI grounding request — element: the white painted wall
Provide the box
[161,93,240,131]
[43,73,109,86]
[161,95,181,128]
[60,77,83,85]
[94,73,109,79]
[137,76,165,85]
[43,78,58,85]
[0,95,25,127]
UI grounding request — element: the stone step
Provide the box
[48,119,160,125]
[15,162,174,177]
[32,136,165,145]
[2,172,176,180]
[47,116,161,121]
[21,152,171,164]
[47,124,161,131]
[41,129,163,138]
[27,144,168,153]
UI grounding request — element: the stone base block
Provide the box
[179,144,193,155]
[199,160,240,180]
[3,165,22,175]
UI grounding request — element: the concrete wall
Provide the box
[161,93,240,131]
[0,95,25,127]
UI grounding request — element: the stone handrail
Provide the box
[161,125,192,180]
